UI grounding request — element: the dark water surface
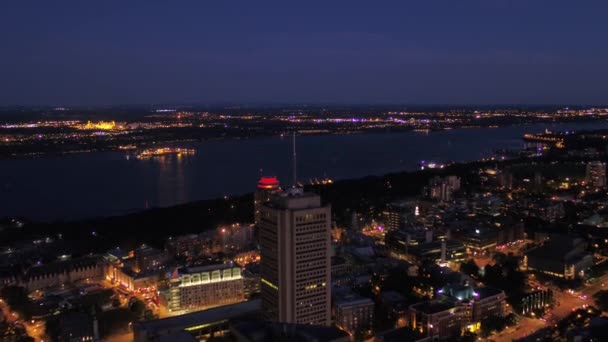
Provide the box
[1,122,606,221]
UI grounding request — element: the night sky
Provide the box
[1,1,607,106]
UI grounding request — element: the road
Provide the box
[490,273,608,341]
[0,299,46,342]
[581,272,608,297]
[104,332,134,342]
[492,317,546,342]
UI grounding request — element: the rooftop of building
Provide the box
[386,231,464,249]
[57,311,94,333]
[134,299,261,334]
[244,262,260,274]
[386,199,419,209]
[440,284,472,299]
[229,321,349,342]
[182,263,237,274]
[410,298,457,315]
[106,247,130,260]
[526,235,586,261]
[257,176,280,190]
[135,245,165,255]
[381,327,427,342]
[266,189,324,210]
[410,239,465,253]
[24,255,101,279]
[462,226,498,238]
[157,331,198,342]
[380,290,406,304]
[439,282,501,302]
[117,265,161,279]
[333,291,373,307]
[474,286,504,300]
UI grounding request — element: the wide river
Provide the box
[1,121,607,221]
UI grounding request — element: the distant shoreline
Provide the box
[0,116,603,160]
[2,119,607,223]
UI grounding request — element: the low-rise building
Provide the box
[242,268,260,299]
[439,284,506,321]
[22,255,103,291]
[333,291,374,336]
[386,231,466,264]
[409,285,506,338]
[382,201,418,231]
[218,223,255,252]
[460,227,497,254]
[524,235,593,279]
[166,234,210,260]
[408,298,470,338]
[160,264,245,313]
[229,321,349,342]
[470,287,506,322]
[380,291,408,323]
[134,299,261,342]
[50,311,99,342]
[105,263,160,292]
[331,256,349,277]
[135,246,169,273]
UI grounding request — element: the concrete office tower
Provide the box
[254,176,281,225]
[259,188,332,326]
[586,161,607,188]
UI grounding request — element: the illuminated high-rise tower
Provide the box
[254,176,281,225]
[259,189,332,326]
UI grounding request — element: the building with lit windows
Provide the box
[385,231,466,264]
[161,264,245,313]
[430,284,506,335]
[166,233,213,260]
[439,285,506,322]
[22,255,103,291]
[586,161,607,188]
[496,170,514,189]
[333,291,374,336]
[51,311,99,342]
[254,176,281,225]
[460,227,498,254]
[379,291,409,323]
[259,189,332,326]
[242,268,261,299]
[425,176,461,202]
[408,298,470,338]
[520,289,554,315]
[218,223,255,252]
[134,300,261,342]
[135,245,169,273]
[381,200,418,231]
[104,263,159,292]
[470,287,506,322]
[523,235,593,279]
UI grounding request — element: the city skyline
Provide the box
[4,2,608,341]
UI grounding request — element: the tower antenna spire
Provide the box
[292,132,297,187]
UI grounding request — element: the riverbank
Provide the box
[1,116,605,160]
[3,121,608,221]
[0,155,547,254]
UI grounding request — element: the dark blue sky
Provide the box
[1,1,607,106]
